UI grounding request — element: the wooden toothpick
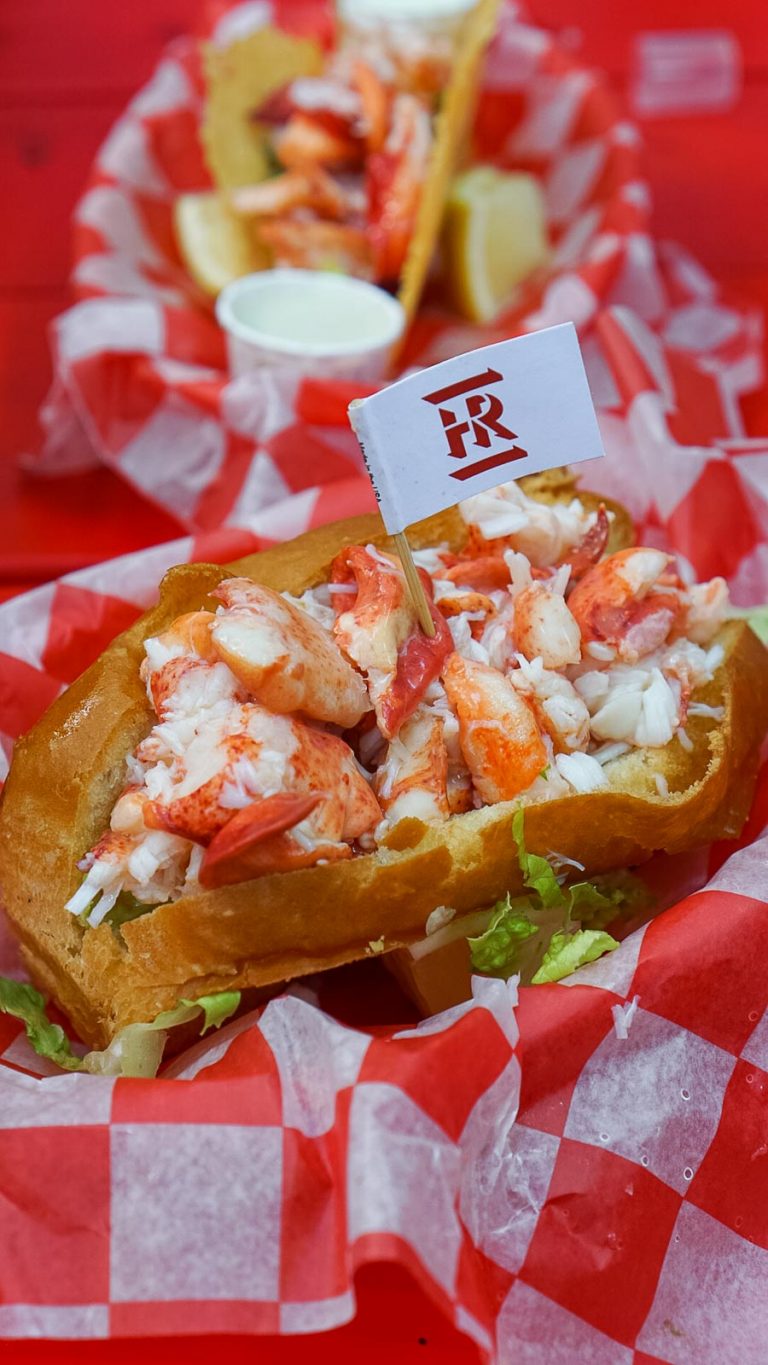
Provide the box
[394,531,436,638]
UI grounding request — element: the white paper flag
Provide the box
[349,323,604,534]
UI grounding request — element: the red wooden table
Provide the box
[1,2,767,1360]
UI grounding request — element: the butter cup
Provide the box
[215,269,406,382]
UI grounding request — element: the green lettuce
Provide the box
[0,980,241,1078]
[468,895,538,974]
[178,991,240,1036]
[511,809,563,908]
[75,885,155,930]
[0,979,83,1070]
[731,604,768,645]
[467,811,648,984]
[570,869,653,930]
[532,929,620,984]
[106,891,156,929]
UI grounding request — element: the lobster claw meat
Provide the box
[558,503,610,582]
[441,555,512,592]
[200,791,324,890]
[377,571,454,739]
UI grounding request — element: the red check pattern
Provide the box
[2,807,768,1357]
[2,1,768,1358]
[0,976,519,1354]
[8,3,647,515]
[25,1,766,588]
[0,608,767,1363]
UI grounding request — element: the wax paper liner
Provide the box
[3,305,768,1357]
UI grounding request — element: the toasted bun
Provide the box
[1,474,765,1047]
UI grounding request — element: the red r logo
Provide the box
[422,367,527,481]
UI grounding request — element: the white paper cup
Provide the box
[215,269,406,382]
[337,0,477,20]
[336,0,478,46]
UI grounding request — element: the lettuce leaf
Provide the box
[75,884,155,930]
[731,604,768,645]
[0,979,83,1070]
[178,992,240,1035]
[567,880,614,926]
[467,812,649,984]
[747,605,768,644]
[532,929,619,984]
[0,980,242,1078]
[572,870,652,930]
[106,891,156,929]
[512,808,563,908]
[84,992,242,1076]
[83,1017,177,1078]
[468,895,538,973]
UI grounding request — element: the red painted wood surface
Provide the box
[1,2,767,1360]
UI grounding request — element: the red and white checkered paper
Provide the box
[2,306,768,1355]
[4,1,768,1358]
[27,0,763,548]
[11,2,673,512]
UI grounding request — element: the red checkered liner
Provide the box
[5,1,768,1356]
[3,304,768,1356]
[30,0,750,528]
[28,0,762,543]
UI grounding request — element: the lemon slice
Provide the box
[173,191,269,296]
[444,166,550,323]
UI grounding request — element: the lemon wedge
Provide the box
[173,191,269,296]
[444,166,550,323]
